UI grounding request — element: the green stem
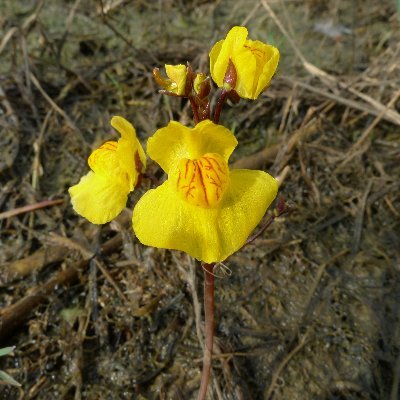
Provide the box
[197,262,215,400]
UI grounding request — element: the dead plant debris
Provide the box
[0,1,399,399]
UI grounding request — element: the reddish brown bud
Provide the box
[196,77,211,99]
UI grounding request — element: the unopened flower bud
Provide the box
[194,74,211,99]
[153,64,188,96]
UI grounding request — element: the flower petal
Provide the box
[132,169,278,263]
[88,141,119,177]
[210,26,248,88]
[231,46,257,99]
[110,115,136,142]
[249,41,280,98]
[209,40,224,87]
[147,120,238,174]
[165,64,187,95]
[111,116,146,189]
[69,171,130,224]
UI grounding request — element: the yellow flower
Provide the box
[69,116,146,224]
[209,26,280,100]
[153,64,188,95]
[165,64,187,95]
[133,120,278,263]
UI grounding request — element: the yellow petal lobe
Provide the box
[210,26,248,88]
[147,120,237,174]
[87,141,126,183]
[165,64,187,95]
[69,172,129,225]
[111,116,146,189]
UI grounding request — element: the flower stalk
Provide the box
[189,96,201,124]
[197,263,215,400]
[213,89,228,124]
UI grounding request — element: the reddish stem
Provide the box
[213,90,228,124]
[189,96,200,124]
[197,262,215,400]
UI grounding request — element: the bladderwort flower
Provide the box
[132,119,278,263]
[69,116,146,224]
[209,26,280,100]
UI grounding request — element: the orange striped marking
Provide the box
[175,153,229,208]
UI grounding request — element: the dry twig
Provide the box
[0,199,64,221]
[261,0,400,126]
[0,233,122,342]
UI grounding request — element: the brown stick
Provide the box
[231,143,279,170]
[0,233,122,343]
[0,245,69,286]
[197,263,215,400]
[0,199,64,220]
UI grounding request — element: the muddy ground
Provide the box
[0,1,399,399]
